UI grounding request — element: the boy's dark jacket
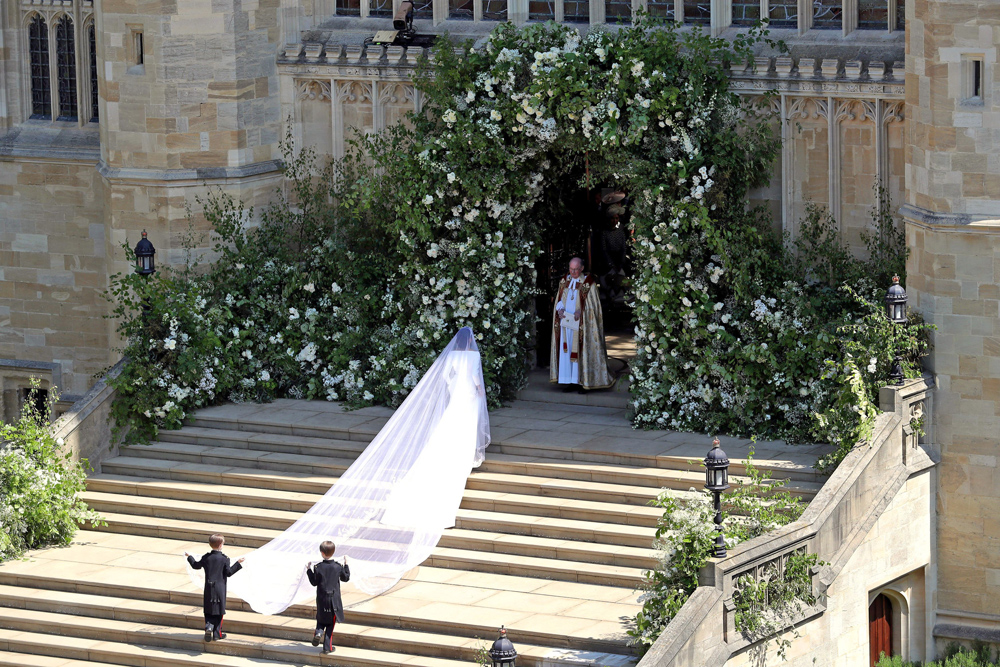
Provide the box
[187,551,242,616]
[307,559,351,624]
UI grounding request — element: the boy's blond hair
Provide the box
[319,541,336,558]
[209,534,225,549]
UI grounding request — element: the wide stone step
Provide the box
[81,491,659,569]
[86,474,659,548]
[0,585,636,667]
[0,532,637,654]
[99,455,666,527]
[84,511,646,587]
[0,621,465,667]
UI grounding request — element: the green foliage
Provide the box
[876,641,1000,666]
[0,381,102,561]
[629,448,811,652]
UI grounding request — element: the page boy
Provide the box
[306,541,350,654]
[185,533,245,642]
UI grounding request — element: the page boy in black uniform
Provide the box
[185,533,245,642]
[306,540,350,654]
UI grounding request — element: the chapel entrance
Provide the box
[869,593,893,666]
[535,183,634,376]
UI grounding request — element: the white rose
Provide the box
[423,194,434,205]
[447,172,457,183]
[164,338,177,350]
[303,283,315,293]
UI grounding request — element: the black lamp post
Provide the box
[488,626,517,667]
[704,437,730,559]
[134,230,156,276]
[885,275,908,385]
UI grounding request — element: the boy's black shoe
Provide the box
[322,646,335,654]
[312,630,323,646]
[204,624,214,642]
[216,633,227,640]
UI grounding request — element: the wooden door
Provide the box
[869,593,893,666]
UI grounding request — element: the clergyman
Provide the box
[549,257,614,392]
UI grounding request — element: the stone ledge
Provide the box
[97,159,284,184]
[901,204,1000,230]
[935,623,1000,644]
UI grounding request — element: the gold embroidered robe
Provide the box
[549,274,615,390]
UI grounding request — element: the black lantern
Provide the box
[488,626,516,667]
[704,437,730,558]
[885,275,908,385]
[134,230,156,276]
[885,275,907,324]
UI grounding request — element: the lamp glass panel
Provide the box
[714,469,725,487]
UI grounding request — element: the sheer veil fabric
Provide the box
[188,327,490,613]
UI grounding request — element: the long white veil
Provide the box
[192,327,490,613]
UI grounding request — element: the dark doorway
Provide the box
[869,593,893,666]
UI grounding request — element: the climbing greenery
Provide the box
[0,382,101,561]
[105,18,926,472]
[630,448,815,652]
[877,643,1000,667]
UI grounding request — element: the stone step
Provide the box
[0,532,637,654]
[81,491,659,570]
[99,455,666,527]
[0,621,465,667]
[84,511,646,587]
[0,651,131,667]
[0,585,636,667]
[86,474,659,548]
[181,410,825,486]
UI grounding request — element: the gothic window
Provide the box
[482,0,507,20]
[528,0,555,21]
[768,0,797,26]
[336,0,361,16]
[564,0,588,22]
[449,0,474,20]
[56,16,78,121]
[606,0,631,23]
[895,0,903,29]
[646,0,675,21]
[370,0,392,17]
[89,23,99,121]
[812,0,842,28]
[413,0,434,19]
[683,0,710,24]
[28,15,51,120]
[732,0,761,25]
[858,0,887,29]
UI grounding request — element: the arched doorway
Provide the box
[869,593,893,666]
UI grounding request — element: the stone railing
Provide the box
[48,359,124,473]
[637,375,936,666]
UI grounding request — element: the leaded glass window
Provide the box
[564,0,588,22]
[483,0,508,20]
[606,0,631,24]
[895,0,904,29]
[732,0,761,25]
[528,0,554,21]
[89,24,98,121]
[336,0,361,16]
[812,0,841,28]
[29,15,51,120]
[56,16,78,121]
[683,0,710,24]
[647,0,675,21]
[768,0,797,27]
[370,0,392,17]
[413,0,434,19]
[449,0,474,20]
[858,0,887,29]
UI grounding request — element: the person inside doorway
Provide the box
[549,257,615,392]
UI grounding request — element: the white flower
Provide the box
[867,358,878,373]
[681,297,692,307]
[331,283,342,293]
[595,47,606,61]
[289,308,300,320]
[442,109,457,124]
[363,390,374,401]
[303,283,315,293]
[163,338,177,350]
[491,110,502,121]
[423,194,434,205]
[447,172,457,183]
[242,349,253,359]
[466,90,476,103]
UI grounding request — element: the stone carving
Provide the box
[883,100,905,125]
[296,80,332,101]
[787,97,829,121]
[337,80,373,104]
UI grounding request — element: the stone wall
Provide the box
[902,0,1000,646]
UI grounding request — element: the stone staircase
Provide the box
[0,377,828,667]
